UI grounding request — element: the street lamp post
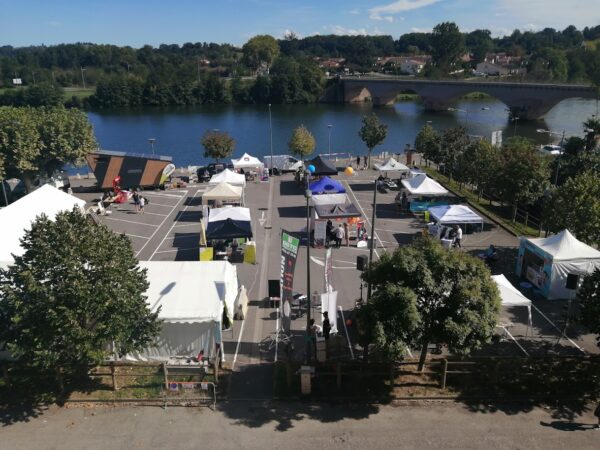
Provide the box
[327,124,333,159]
[148,138,156,155]
[268,104,273,176]
[304,173,312,363]
[366,179,378,301]
[80,66,86,89]
[513,116,520,137]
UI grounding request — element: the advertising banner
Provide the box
[314,220,327,247]
[324,247,334,293]
[280,230,300,305]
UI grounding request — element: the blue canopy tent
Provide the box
[309,176,346,195]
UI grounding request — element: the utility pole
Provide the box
[366,179,378,301]
[513,116,520,137]
[268,104,273,177]
[305,173,312,363]
[80,66,86,89]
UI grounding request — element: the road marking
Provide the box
[231,316,246,371]
[338,306,354,359]
[531,304,585,352]
[149,190,201,261]
[115,209,167,217]
[101,216,159,227]
[162,234,199,241]
[343,180,382,260]
[122,233,151,240]
[172,222,200,228]
[154,247,198,254]
[135,193,188,258]
[142,192,186,199]
[310,256,356,269]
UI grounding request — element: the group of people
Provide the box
[326,219,347,248]
[132,190,146,214]
[355,155,369,170]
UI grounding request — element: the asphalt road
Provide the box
[2,402,599,449]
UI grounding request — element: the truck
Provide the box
[263,155,304,175]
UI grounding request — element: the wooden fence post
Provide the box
[336,363,342,390]
[110,362,117,391]
[441,359,448,389]
[524,211,529,227]
[162,363,169,391]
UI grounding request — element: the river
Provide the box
[87,98,599,168]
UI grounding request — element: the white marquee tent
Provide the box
[232,152,263,171]
[492,274,533,329]
[374,157,409,173]
[127,261,240,361]
[518,229,600,299]
[0,185,86,265]
[310,193,349,206]
[428,204,484,226]
[401,174,448,197]
[202,182,244,205]
[208,169,246,187]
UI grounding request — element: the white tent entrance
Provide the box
[493,274,533,333]
[208,169,246,187]
[374,157,409,174]
[202,182,244,206]
[232,153,263,171]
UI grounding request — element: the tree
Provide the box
[578,268,600,348]
[0,106,97,192]
[430,22,465,70]
[439,126,469,180]
[242,35,280,71]
[358,113,387,169]
[466,29,494,63]
[0,209,160,384]
[288,125,315,161]
[545,172,600,246]
[494,137,550,222]
[456,139,500,198]
[414,123,441,165]
[362,238,500,370]
[201,130,236,162]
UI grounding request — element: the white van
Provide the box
[263,155,304,174]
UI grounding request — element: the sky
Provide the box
[1,0,600,48]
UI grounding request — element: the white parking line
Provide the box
[173,222,200,228]
[116,209,167,217]
[149,191,202,261]
[123,233,151,240]
[142,192,186,199]
[101,216,159,227]
[154,247,198,254]
[344,180,382,260]
[162,234,199,241]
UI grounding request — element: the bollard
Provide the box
[111,363,118,391]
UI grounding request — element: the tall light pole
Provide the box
[327,124,333,159]
[80,66,86,89]
[537,128,565,185]
[366,179,378,301]
[513,116,520,137]
[268,104,273,176]
[148,138,156,155]
[304,172,312,363]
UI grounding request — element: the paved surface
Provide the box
[2,402,600,449]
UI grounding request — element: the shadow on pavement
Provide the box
[539,420,599,431]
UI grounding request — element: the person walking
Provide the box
[138,194,146,214]
[132,189,140,212]
[356,155,361,169]
[363,155,368,170]
[326,219,333,247]
[454,225,463,248]
[322,311,331,341]
[335,224,345,248]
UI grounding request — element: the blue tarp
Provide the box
[309,176,346,195]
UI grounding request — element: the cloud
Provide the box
[496,0,600,29]
[328,25,369,36]
[348,8,360,15]
[46,21,61,27]
[369,0,442,21]
[410,27,431,33]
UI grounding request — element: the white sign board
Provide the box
[12,78,22,85]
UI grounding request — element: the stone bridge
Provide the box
[337,77,597,120]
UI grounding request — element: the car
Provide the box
[196,166,211,183]
[540,145,563,156]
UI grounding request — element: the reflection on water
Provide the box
[87,98,599,167]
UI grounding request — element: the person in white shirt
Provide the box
[335,224,345,248]
[454,225,463,248]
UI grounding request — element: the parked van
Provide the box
[263,155,303,174]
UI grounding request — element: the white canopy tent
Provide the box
[127,261,240,362]
[232,152,264,171]
[492,274,533,330]
[208,169,246,187]
[310,193,349,206]
[0,184,86,265]
[401,174,448,197]
[428,204,484,226]
[208,206,251,223]
[374,157,409,173]
[202,182,244,205]
[518,229,600,299]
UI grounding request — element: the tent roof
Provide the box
[309,176,346,195]
[401,174,449,196]
[203,182,243,201]
[208,169,246,187]
[306,155,338,176]
[526,229,600,261]
[310,193,348,206]
[492,274,532,307]
[208,206,251,223]
[232,153,263,169]
[428,204,483,224]
[315,203,361,219]
[0,185,86,263]
[139,261,236,323]
[374,157,409,173]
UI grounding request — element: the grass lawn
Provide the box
[62,87,95,100]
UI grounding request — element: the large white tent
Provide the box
[374,157,409,173]
[127,261,240,361]
[202,182,244,205]
[232,152,263,171]
[0,185,86,265]
[492,274,532,329]
[516,229,600,299]
[310,193,349,206]
[208,169,246,187]
[428,204,484,226]
[401,174,448,196]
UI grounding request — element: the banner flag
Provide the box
[324,247,334,293]
[280,230,300,305]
